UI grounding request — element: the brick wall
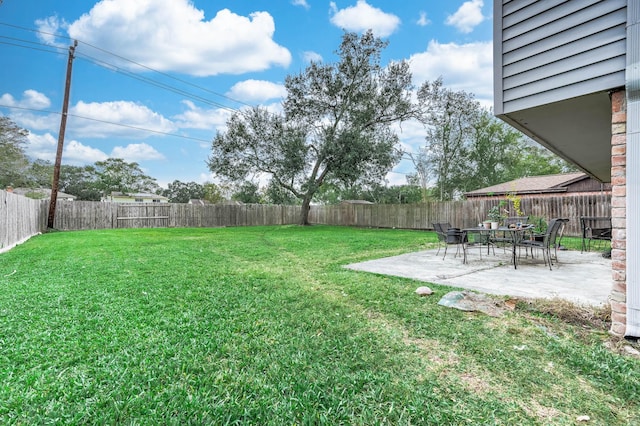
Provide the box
[610,89,627,336]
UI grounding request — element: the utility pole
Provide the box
[48,40,77,229]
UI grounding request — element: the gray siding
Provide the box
[495,0,627,114]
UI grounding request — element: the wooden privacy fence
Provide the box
[309,193,611,237]
[51,201,301,230]
[0,191,611,251]
[0,190,47,252]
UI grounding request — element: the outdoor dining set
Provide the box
[432,215,611,271]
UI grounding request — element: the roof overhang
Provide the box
[497,92,614,183]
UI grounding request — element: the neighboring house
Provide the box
[9,187,76,201]
[465,173,611,199]
[188,199,210,205]
[493,1,638,337]
[102,192,169,203]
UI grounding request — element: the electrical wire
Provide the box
[0,104,213,143]
[0,21,256,110]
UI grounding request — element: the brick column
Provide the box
[610,89,627,336]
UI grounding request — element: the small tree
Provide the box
[208,31,414,225]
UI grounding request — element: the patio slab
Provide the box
[345,248,612,306]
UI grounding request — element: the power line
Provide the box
[0,33,243,113]
[0,104,213,143]
[0,22,255,110]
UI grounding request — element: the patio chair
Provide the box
[432,222,467,262]
[516,218,567,270]
[580,216,612,253]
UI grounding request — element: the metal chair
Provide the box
[516,218,567,270]
[432,222,467,262]
[580,216,612,252]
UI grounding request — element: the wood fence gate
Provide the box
[116,204,171,228]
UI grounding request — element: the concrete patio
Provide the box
[345,247,612,307]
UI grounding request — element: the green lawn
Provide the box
[0,226,636,424]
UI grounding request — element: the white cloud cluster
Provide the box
[70,100,177,138]
[0,90,51,110]
[291,0,310,9]
[226,80,286,102]
[39,0,291,77]
[111,143,165,161]
[417,12,431,27]
[409,40,494,105]
[329,0,400,37]
[173,100,233,131]
[445,0,485,34]
[303,51,323,63]
[24,132,164,165]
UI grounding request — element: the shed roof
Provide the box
[465,172,588,197]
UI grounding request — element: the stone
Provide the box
[415,286,433,296]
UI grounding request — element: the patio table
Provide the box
[463,225,534,269]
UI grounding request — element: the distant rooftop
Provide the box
[465,173,597,197]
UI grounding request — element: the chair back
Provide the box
[432,222,446,242]
[543,218,565,248]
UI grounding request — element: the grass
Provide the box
[0,225,637,424]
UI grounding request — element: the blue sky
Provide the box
[0,0,494,188]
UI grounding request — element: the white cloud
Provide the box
[70,100,177,138]
[445,0,485,34]
[1,90,57,133]
[111,143,165,161]
[329,0,400,37]
[1,90,51,109]
[34,15,68,47]
[409,40,493,105]
[417,11,431,27]
[64,140,109,163]
[61,0,291,76]
[25,132,57,161]
[3,92,180,141]
[227,80,286,102]
[292,0,310,9]
[24,132,164,165]
[173,100,233,131]
[303,51,323,63]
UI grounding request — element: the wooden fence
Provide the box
[0,190,48,253]
[309,193,611,237]
[51,201,301,230]
[0,191,611,252]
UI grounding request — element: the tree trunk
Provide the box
[299,196,312,225]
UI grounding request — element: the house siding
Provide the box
[624,0,640,337]
[495,0,627,114]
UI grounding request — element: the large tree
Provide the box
[59,164,102,201]
[93,158,158,196]
[160,180,205,203]
[416,78,480,201]
[208,31,414,224]
[414,80,578,199]
[0,116,30,188]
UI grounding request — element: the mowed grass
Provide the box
[0,226,637,424]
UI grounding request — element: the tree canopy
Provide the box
[93,158,158,196]
[208,31,415,224]
[0,116,31,189]
[413,78,578,200]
